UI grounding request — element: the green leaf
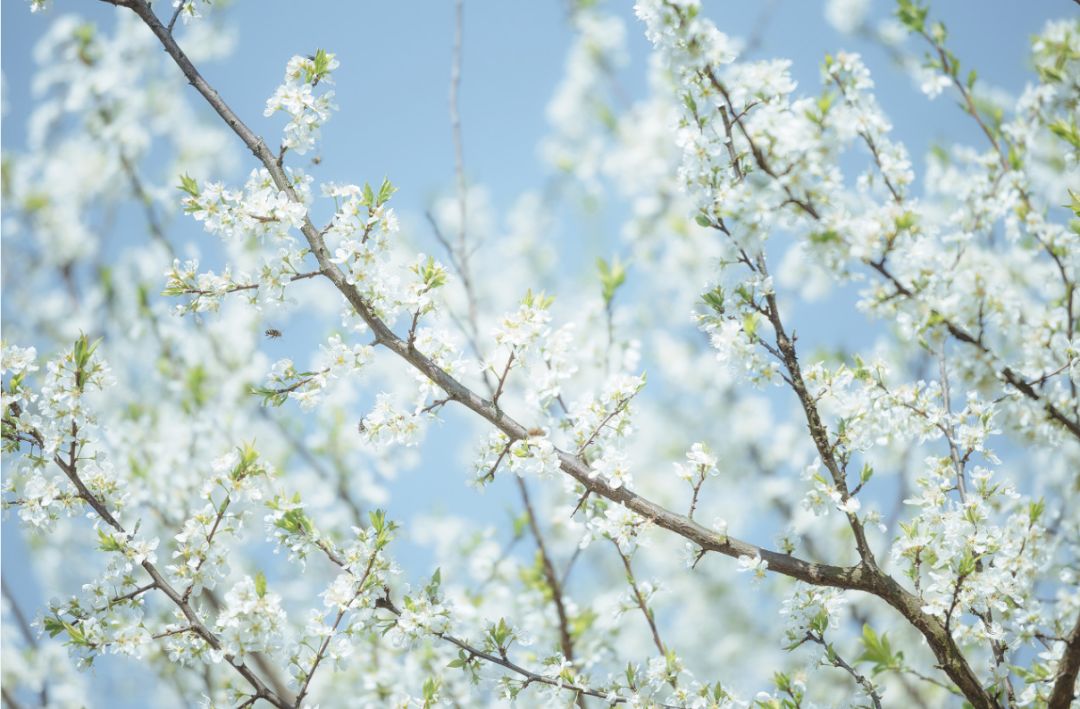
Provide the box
[304,48,336,84]
[808,229,840,245]
[425,567,442,600]
[596,256,627,306]
[894,211,917,232]
[376,177,397,206]
[97,528,123,553]
[254,571,268,598]
[521,289,554,309]
[489,617,512,649]
[421,676,440,706]
[702,286,725,314]
[858,623,902,674]
[313,49,331,77]
[1049,118,1080,150]
[742,312,759,339]
[43,615,67,638]
[895,0,928,34]
[178,173,199,197]
[930,21,948,46]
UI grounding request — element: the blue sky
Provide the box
[3,1,1067,223]
[1,0,1071,704]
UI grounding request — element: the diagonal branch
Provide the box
[45,420,292,708]
[113,0,860,596]
[1049,609,1080,709]
[111,5,1002,708]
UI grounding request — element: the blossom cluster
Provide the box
[264,50,340,155]
[5,2,1080,708]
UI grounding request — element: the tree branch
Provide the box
[48,420,292,708]
[515,476,578,668]
[118,0,880,594]
[1049,608,1080,709]
[114,5,997,707]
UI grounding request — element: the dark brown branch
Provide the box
[118,153,174,253]
[1049,609,1080,709]
[576,394,634,457]
[98,582,157,612]
[112,7,999,708]
[1,687,28,709]
[686,40,998,709]
[166,2,184,33]
[180,497,231,603]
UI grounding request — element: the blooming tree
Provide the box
[2,0,1079,708]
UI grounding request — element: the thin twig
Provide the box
[613,544,667,661]
[515,477,578,666]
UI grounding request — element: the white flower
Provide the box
[493,291,552,351]
[674,441,718,481]
[360,393,421,449]
[589,449,633,490]
[837,495,861,514]
[918,68,952,99]
[507,436,561,479]
[582,505,644,553]
[1,344,38,376]
[685,442,717,469]
[263,53,340,154]
[320,334,374,375]
[386,594,450,648]
[321,573,362,612]
[19,473,64,529]
[171,0,208,24]
[214,576,287,660]
[737,553,768,580]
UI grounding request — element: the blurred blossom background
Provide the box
[0,0,1069,705]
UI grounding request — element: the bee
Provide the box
[311,155,322,166]
[527,427,545,437]
[264,328,283,339]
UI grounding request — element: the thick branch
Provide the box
[693,49,997,709]
[115,0,856,594]
[118,4,996,707]
[1049,609,1080,709]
